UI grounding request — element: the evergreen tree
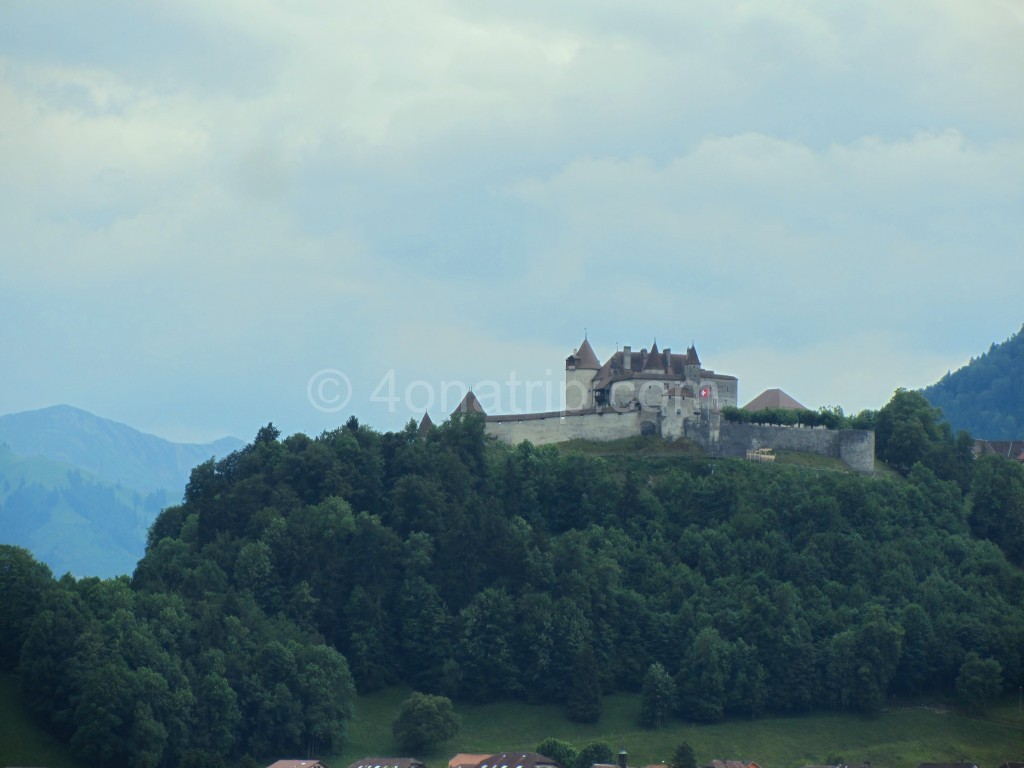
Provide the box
[670,742,697,768]
[639,661,675,728]
[565,645,602,723]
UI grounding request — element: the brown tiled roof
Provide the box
[451,755,493,768]
[975,440,1024,461]
[451,390,486,417]
[743,388,807,411]
[567,337,601,370]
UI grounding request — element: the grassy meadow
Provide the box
[2,673,1021,768]
[336,687,1024,768]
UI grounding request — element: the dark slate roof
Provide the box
[475,753,563,768]
[567,337,601,370]
[590,342,726,392]
[743,388,807,411]
[347,759,425,768]
[268,761,329,768]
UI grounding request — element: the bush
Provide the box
[392,692,460,753]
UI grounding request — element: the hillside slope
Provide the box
[923,325,1024,439]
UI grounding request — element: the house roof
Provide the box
[451,390,486,417]
[975,440,1024,461]
[475,752,563,768]
[743,388,807,411]
[347,759,425,768]
[451,755,494,768]
[705,760,757,768]
[567,338,601,370]
[267,761,328,768]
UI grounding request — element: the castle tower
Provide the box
[565,337,600,410]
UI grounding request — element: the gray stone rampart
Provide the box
[703,423,875,472]
[485,410,642,446]
[485,410,875,472]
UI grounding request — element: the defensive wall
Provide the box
[485,410,876,472]
[485,409,643,445]
[687,418,875,472]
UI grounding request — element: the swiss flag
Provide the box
[700,387,709,398]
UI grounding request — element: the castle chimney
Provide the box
[663,347,671,369]
[618,748,627,768]
[623,346,632,371]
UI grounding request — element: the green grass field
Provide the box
[0,672,81,768]
[336,688,1024,768]
[4,678,1021,768]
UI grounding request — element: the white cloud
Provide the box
[0,1,1021,440]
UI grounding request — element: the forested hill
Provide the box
[923,324,1024,439]
[0,404,244,577]
[0,404,243,493]
[3,404,1024,768]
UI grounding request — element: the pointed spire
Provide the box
[417,411,434,437]
[451,389,486,418]
[643,340,665,371]
[567,337,601,370]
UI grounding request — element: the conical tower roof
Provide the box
[643,340,665,371]
[451,390,486,417]
[567,337,601,370]
[417,411,434,436]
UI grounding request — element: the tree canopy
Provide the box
[3,403,1024,765]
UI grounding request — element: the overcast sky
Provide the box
[2,1,1022,443]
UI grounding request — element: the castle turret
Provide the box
[565,337,599,410]
[451,390,486,417]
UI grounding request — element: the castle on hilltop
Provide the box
[445,335,875,472]
[453,336,738,445]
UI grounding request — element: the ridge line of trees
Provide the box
[1,391,1022,767]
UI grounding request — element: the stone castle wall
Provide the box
[485,410,875,472]
[485,410,642,445]
[693,421,875,472]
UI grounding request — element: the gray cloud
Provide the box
[1,1,1021,439]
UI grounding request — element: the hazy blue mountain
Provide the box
[0,405,243,577]
[922,325,1024,440]
[0,404,243,493]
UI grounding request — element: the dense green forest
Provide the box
[2,390,1024,768]
[923,324,1024,439]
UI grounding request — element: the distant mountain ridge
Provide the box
[0,404,243,493]
[922,324,1024,440]
[0,405,244,577]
